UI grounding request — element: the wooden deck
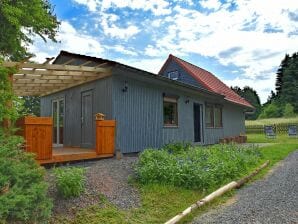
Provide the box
[37,147,114,165]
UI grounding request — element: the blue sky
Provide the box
[29,0,298,103]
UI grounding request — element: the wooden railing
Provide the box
[96,120,116,155]
[16,116,53,160]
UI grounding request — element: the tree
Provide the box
[21,96,41,116]
[258,103,282,119]
[283,103,295,118]
[231,86,262,120]
[278,52,298,113]
[275,54,290,97]
[0,0,59,123]
[0,1,59,222]
[0,0,60,60]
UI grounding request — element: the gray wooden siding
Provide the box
[40,77,113,148]
[202,101,245,145]
[112,71,208,153]
[112,75,163,153]
[160,60,205,89]
[40,64,246,153]
[222,103,245,136]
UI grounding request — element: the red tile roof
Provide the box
[159,54,254,109]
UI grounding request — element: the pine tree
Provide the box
[279,53,298,113]
[275,54,290,97]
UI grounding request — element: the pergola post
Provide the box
[2,73,13,131]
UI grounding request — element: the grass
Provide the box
[247,133,298,144]
[51,137,298,224]
[245,116,298,126]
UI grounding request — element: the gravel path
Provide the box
[46,156,140,218]
[192,150,298,224]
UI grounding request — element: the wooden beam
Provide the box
[78,60,93,66]
[42,57,55,64]
[3,62,111,73]
[62,58,75,65]
[15,69,103,77]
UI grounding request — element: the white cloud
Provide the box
[73,0,171,16]
[200,0,222,10]
[149,0,298,102]
[100,14,140,40]
[72,0,99,12]
[29,21,104,62]
[115,57,165,74]
[110,45,138,56]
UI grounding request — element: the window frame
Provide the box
[205,103,223,128]
[163,96,179,127]
[167,70,179,80]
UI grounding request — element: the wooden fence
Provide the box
[16,116,53,160]
[246,123,298,134]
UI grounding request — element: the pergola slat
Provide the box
[3,62,111,73]
[3,61,112,96]
[16,69,102,77]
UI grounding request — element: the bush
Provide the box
[135,143,262,190]
[259,103,282,119]
[283,103,295,118]
[0,132,52,223]
[54,167,86,198]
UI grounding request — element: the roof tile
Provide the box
[162,54,253,108]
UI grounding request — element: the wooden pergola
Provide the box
[3,58,112,96]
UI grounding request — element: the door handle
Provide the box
[81,117,84,124]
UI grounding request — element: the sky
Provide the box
[29,0,298,103]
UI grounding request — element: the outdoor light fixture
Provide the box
[185,97,190,104]
[122,81,128,92]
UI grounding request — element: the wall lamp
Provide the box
[185,97,190,104]
[122,81,128,92]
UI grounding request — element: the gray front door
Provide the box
[81,90,93,148]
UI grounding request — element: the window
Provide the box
[167,70,179,80]
[163,96,178,126]
[205,104,214,127]
[214,106,222,127]
[205,104,223,128]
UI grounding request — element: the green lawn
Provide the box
[247,134,298,144]
[51,137,298,224]
[245,116,298,126]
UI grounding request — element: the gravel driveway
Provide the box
[192,150,298,224]
[46,156,140,218]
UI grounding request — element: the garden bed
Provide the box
[46,157,140,219]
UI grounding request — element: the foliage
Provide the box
[258,103,283,119]
[0,0,60,60]
[278,53,298,113]
[275,54,290,97]
[0,131,52,223]
[283,103,295,118]
[163,142,192,154]
[0,60,23,123]
[20,96,41,116]
[135,144,262,190]
[54,167,86,199]
[52,140,298,224]
[231,86,261,120]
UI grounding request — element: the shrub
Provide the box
[54,167,86,198]
[259,103,282,119]
[135,143,262,190]
[0,132,52,223]
[283,103,295,118]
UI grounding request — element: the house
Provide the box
[40,51,253,154]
